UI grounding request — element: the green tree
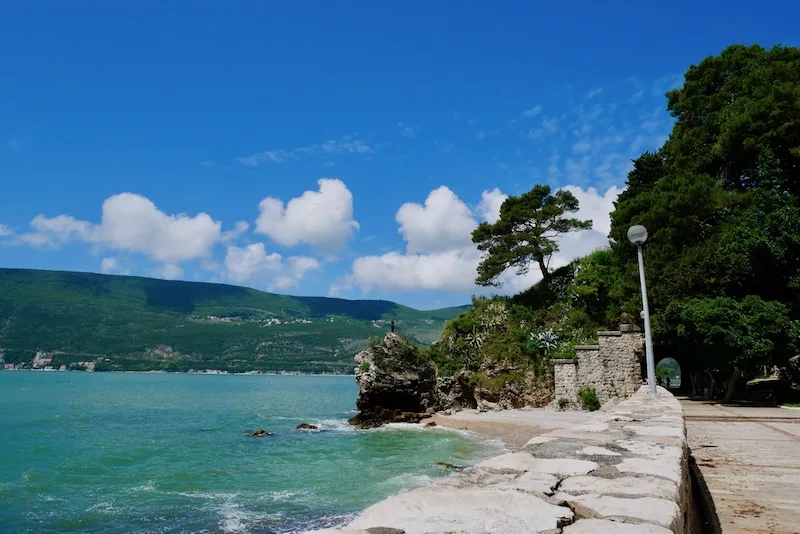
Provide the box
[609,44,800,376]
[472,185,592,286]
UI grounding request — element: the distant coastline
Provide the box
[0,368,355,377]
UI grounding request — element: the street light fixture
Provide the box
[627,225,657,394]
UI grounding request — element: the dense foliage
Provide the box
[609,44,800,377]
[0,269,465,373]
[426,44,800,393]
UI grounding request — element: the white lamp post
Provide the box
[627,225,656,394]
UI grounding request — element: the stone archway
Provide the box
[653,348,692,393]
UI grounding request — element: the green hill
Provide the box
[0,268,467,373]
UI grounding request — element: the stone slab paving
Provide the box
[681,398,800,534]
[304,386,691,534]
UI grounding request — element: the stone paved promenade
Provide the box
[306,386,690,534]
[682,398,800,534]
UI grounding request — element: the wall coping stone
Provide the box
[597,331,623,337]
[573,345,601,351]
[552,358,578,365]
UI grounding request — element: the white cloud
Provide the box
[350,249,482,293]
[528,117,560,140]
[154,264,184,280]
[95,194,221,263]
[0,224,13,238]
[521,105,542,118]
[560,185,624,236]
[338,184,623,295]
[476,188,508,224]
[396,186,476,254]
[224,243,283,282]
[222,220,249,242]
[238,136,373,166]
[255,178,358,252]
[224,243,320,291]
[16,193,225,265]
[100,257,118,273]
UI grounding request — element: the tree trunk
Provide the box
[537,256,550,280]
[724,367,741,403]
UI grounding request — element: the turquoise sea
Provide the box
[0,372,503,533]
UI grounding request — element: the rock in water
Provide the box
[349,332,438,429]
[248,429,272,437]
[296,423,319,430]
[425,421,437,427]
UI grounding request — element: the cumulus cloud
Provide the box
[224,243,320,291]
[0,224,13,238]
[255,178,359,252]
[14,193,229,271]
[337,184,623,295]
[396,186,476,254]
[476,188,508,224]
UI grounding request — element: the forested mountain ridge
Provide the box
[0,268,467,373]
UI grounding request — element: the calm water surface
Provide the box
[0,372,502,533]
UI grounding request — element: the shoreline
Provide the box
[428,407,594,451]
[0,368,355,377]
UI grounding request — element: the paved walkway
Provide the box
[681,398,800,533]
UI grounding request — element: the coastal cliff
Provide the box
[348,333,438,428]
[348,329,553,428]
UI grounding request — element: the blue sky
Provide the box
[1,1,797,309]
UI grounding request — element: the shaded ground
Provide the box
[430,407,594,450]
[681,398,800,533]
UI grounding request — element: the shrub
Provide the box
[557,397,570,409]
[579,387,600,411]
[359,361,371,372]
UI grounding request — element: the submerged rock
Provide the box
[425,421,437,427]
[248,429,273,437]
[296,423,319,430]
[436,461,463,470]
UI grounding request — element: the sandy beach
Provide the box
[429,407,594,450]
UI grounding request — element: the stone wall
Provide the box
[306,386,692,534]
[555,324,644,407]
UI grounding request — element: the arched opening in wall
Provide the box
[656,358,681,390]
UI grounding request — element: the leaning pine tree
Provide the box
[472,185,592,285]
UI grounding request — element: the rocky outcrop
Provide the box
[349,333,554,427]
[296,423,319,430]
[348,333,438,428]
[436,370,477,411]
[248,429,272,437]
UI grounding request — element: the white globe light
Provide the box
[627,225,648,245]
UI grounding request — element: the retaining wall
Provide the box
[555,324,644,406]
[306,386,692,534]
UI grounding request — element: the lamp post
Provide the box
[627,225,656,394]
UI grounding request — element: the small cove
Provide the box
[0,371,504,533]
